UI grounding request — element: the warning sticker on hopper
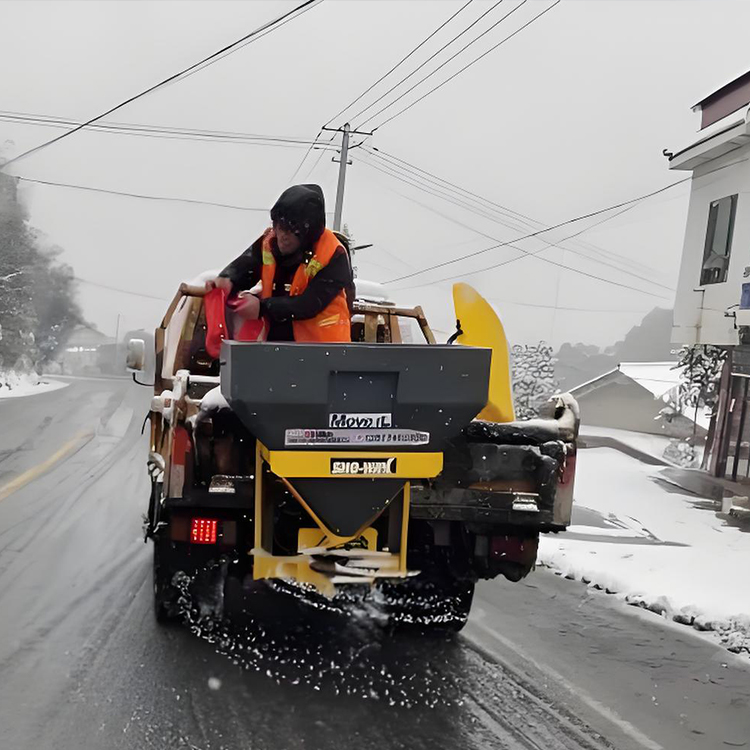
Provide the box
[285,428,430,446]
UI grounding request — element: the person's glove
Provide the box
[233,291,260,320]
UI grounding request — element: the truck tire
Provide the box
[153,538,181,624]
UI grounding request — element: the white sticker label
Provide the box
[285,428,429,447]
[330,458,397,475]
[329,412,392,429]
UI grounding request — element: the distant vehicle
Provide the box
[131,266,578,630]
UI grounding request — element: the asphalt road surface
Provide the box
[1,377,749,750]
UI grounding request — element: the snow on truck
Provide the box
[128,268,579,631]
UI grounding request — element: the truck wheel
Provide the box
[384,575,475,633]
[153,538,181,624]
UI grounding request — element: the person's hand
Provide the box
[235,293,260,320]
[205,276,233,292]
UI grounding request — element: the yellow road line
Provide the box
[0,430,93,503]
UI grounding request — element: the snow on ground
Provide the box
[540,447,750,654]
[0,370,68,399]
[580,425,705,467]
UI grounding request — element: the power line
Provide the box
[382,173,695,286]
[379,179,668,300]
[323,0,474,127]
[387,200,668,299]
[357,152,674,293]
[370,146,663,277]
[14,175,272,213]
[75,276,170,302]
[0,0,321,169]
[487,298,653,314]
[165,0,322,87]
[371,0,560,130]
[356,0,527,128]
[288,128,327,184]
[359,149,653,280]
[0,110,333,148]
[382,152,750,287]
[348,0,508,126]
[371,153,749,293]
[294,131,337,184]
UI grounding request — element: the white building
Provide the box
[669,69,750,481]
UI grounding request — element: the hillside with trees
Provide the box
[555,308,675,390]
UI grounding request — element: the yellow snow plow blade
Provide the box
[452,283,515,423]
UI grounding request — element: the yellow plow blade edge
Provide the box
[452,283,515,423]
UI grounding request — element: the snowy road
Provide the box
[0,379,748,750]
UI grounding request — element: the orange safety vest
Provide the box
[260,228,351,342]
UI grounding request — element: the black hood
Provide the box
[270,184,326,246]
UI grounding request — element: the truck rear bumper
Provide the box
[410,486,565,531]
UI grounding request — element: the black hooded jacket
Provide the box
[218,184,353,341]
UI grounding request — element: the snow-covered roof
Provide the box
[570,361,711,429]
[64,325,114,346]
[571,361,681,398]
[617,362,681,399]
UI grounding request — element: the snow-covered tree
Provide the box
[659,345,726,468]
[0,168,81,370]
[511,342,558,419]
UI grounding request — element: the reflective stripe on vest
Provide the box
[260,228,351,342]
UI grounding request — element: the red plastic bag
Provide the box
[204,288,267,359]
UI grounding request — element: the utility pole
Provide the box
[332,123,350,232]
[322,123,373,232]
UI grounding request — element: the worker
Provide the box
[206,184,353,342]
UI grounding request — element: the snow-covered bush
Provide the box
[672,344,726,417]
[511,342,558,419]
[0,368,41,396]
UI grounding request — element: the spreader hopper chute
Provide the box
[220,342,491,539]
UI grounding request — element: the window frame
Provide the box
[699,194,738,286]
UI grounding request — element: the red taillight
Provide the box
[191,518,218,544]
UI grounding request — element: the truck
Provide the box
[129,271,578,631]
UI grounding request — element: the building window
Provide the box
[700,194,737,285]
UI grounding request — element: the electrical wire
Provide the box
[299,132,337,183]
[74,276,170,302]
[382,154,750,287]
[381,172,696,286]
[14,175,272,212]
[348,0,509,126]
[486,298,653,313]
[360,147,654,279]
[357,152,674,293]
[167,0,322,87]
[1,0,321,168]
[356,0,528,128]
[364,149,674,289]
[388,200,668,299]
[370,146,662,276]
[323,0,474,127]
[287,127,325,184]
[0,110,333,148]
[371,0,560,130]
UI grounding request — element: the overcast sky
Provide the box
[2,0,749,347]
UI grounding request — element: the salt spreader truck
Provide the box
[128,272,579,630]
